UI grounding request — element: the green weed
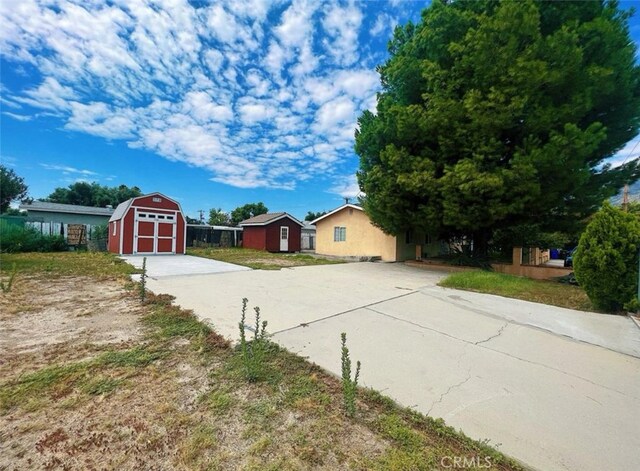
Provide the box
[341,332,361,417]
[0,262,17,293]
[81,376,123,396]
[139,256,147,301]
[239,298,270,382]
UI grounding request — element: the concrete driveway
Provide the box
[144,261,640,471]
[121,254,250,278]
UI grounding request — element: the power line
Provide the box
[620,139,640,167]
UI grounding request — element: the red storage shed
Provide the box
[108,193,186,255]
[239,212,303,253]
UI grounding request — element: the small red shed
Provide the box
[239,212,303,253]
[108,192,186,255]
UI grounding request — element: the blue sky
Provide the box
[1,0,639,220]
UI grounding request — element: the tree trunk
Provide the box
[472,228,492,258]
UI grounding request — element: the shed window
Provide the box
[333,226,346,242]
[112,222,116,236]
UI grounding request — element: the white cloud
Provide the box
[2,112,32,121]
[0,0,387,192]
[40,163,98,176]
[322,2,363,66]
[370,13,398,37]
[608,134,640,168]
[330,174,361,199]
[313,95,355,133]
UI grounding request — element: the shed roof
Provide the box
[19,201,114,217]
[108,192,185,223]
[310,204,363,225]
[109,198,133,222]
[239,212,304,227]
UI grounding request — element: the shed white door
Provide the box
[134,211,176,254]
[279,226,289,252]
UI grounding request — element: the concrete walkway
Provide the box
[144,261,640,471]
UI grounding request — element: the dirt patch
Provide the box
[0,276,211,470]
[0,277,142,377]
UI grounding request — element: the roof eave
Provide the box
[310,204,363,225]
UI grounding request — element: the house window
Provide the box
[333,226,346,242]
[405,230,413,244]
[112,222,116,236]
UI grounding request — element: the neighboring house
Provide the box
[301,223,316,250]
[312,204,443,262]
[18,201,113,242]
[108,193,186,255]
[239,212,303,252]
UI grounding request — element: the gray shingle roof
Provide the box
[239,212,286,225]
[239,212,303,226]
[20,201,114,216]
[109,198,133,222]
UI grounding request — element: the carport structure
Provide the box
[108,193,186,255]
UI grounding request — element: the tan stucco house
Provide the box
[311,204,442,262]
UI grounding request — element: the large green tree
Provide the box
[230,202,268,225]
[208,208,231,226]
[355,0,640,255]
[44,182,142,207]
[0,165,28,213]
[305,210,327,222]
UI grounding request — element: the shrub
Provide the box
[574,202,640,312]
[0,221,66,253]
[341,332,361,417]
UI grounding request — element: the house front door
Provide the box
[279,226,289,252]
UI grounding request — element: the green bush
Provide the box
[573,202,640,312]
[0,221,67,253]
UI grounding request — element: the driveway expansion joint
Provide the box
[271,290,420,335]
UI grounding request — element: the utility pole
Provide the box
[622,184,629,212]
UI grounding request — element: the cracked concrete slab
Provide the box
[421,285,640,357]
[145,261,640,471]
[273,306,640,471]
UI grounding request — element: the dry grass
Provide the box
[187,247,343,270]
[0,253,523,470]
[439,270,597,312]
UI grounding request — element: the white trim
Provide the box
[133,207,178,255]
[130,205,178,213]
[279,225,289,251]
[239,213,304,227]
[310,204,363,225]
[182,217,187,254]
[119,219,124,254]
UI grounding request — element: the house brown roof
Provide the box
[239,212,303,227]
